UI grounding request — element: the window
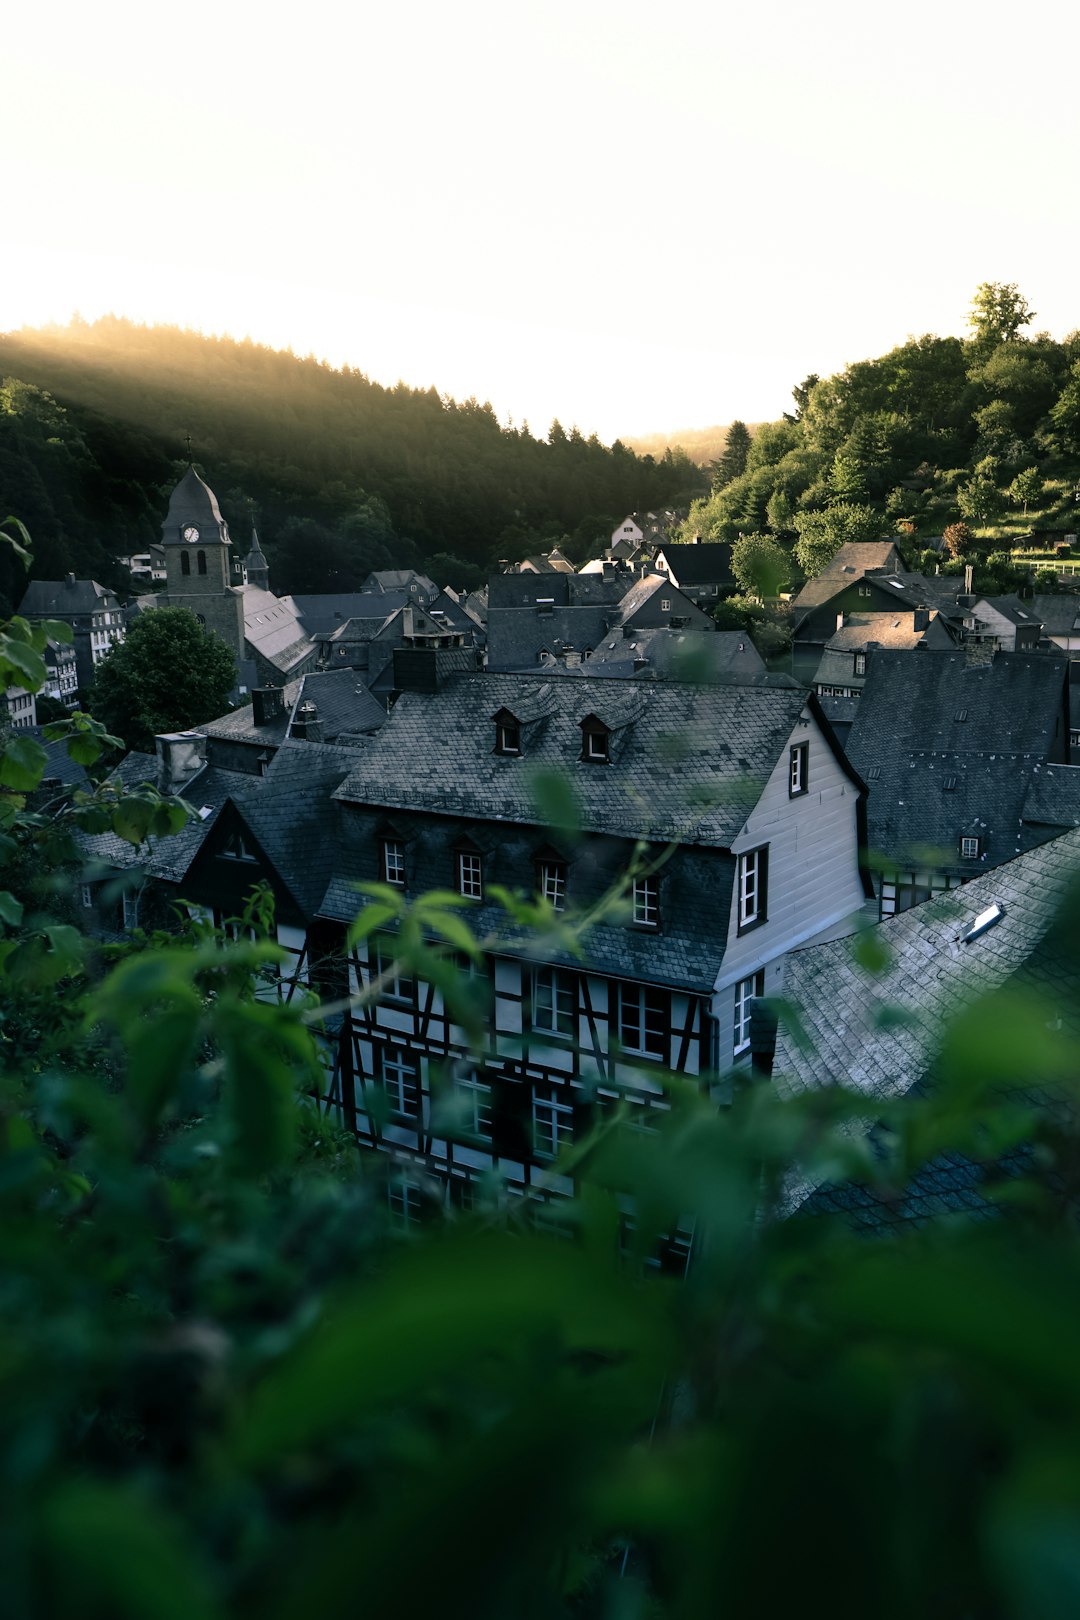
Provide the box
[81,884,92,909]
[879,870,957,919]
[495,715,521,755]
[789,742,809,797]
[734,970,766,1058]
[197,550,207,576]
[539,859,567,911]
[858,585,872,597]
[581,718,610,762]
[221,830,258,862]
[532,966,576,1037]
[661,597,671,611]
[632,874,659,928]
[960,835,981,859]
[369,937,415,1004]
[533,1085,574,1159]
[853,652,866,675]
[382,839,405,887]
[377,1047,420,1118]
[455,1071,493,1141]
[122,890,138,930]
[457,849,483,899]
[387,1178,423,1229]
[617,983,669,1059]
[737,846,769,932]
[180,552,190,577]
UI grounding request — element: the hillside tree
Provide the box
[731,532,792,599]
[711,420,752,489]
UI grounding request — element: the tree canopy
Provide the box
[91,607,237,751]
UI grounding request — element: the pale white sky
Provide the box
[4,0,1079,443]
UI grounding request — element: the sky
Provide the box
[5,0,1080,444]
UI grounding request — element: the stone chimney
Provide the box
[251,687,286,726]
[913,606,930,632]
[836,610,845,632]
[155,731,207,796]
[291,699,322,742]
[964,563,974,594]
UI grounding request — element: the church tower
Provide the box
[159,465,245,658]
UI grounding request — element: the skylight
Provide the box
[960,903,1005,944]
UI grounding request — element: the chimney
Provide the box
[252,687,286,726]
[66,572,76,585]
[836,610,844,632]
[155,731,207,796]
[291,699,322,742]
[964,563,974,593]
[913,607,930,632]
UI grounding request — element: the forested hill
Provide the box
[681,284,1080,556]
[0,317,702,607]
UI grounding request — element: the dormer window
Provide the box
[581,717,610,763]
[960,834,981,859]
[493,711,521,755]
[456,847,483,900]
[539,858,567,911]
[853,652,867,675]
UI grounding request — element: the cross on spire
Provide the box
[184,432,193,461]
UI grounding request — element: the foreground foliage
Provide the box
[5,531,1080,1618]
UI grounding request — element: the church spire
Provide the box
[245,525,270,590]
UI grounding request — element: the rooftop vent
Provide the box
[944,775,958,790]
[960,903,1005,944]
[954,708,968,722]
[866,765,881,780]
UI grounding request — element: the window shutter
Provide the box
[759,845,770,924]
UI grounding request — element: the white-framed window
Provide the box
[457,849,483,899]
[632,874,659,928]
[854,652,867,675]
[387,1177,423,1229]
[960,835,981,859]
[496,717,521,754]
[382,838,405,887]
[532,966,576,1037]
[122,890,138,930]
[734,969,766,1058]
[533,1085,574,1159]
[879,870,957,919]
[858,585,872,597]
[539,859,567,911]
[369,937,415,1004]
[378,1047,420,1117]
[455,1071,493,1141]
[789,742,809,797]
[80,884,92,909]
[582,722,609,762]
[221,830,258,863]
[617,983,668,1059]
[737,846,768,932]
[661,597,671,611]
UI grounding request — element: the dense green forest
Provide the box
[682,284,1080,555]
[0,318,701,607]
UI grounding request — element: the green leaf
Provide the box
[41,1481,223,1620]
[527,765,582,841]
[39,618,74,644]
[0,734,48,791]
[0,638,47,689]
[0,890,24,927]
[215,999,301,1175]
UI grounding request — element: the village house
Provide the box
[18,575,126,695]
[651,541,737,605]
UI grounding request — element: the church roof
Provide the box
[246,527,268,565]
[161,466,230,546]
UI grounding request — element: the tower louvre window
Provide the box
[197,551,207,576]
[180,552,191,576]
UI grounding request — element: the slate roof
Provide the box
[1032,594,1080,638]
[18,578,121,618]
[971,595,1045,629]
[30,726,93,788]
[291,592,410,638]
[653,543,735,587]
[161,466,229,544]
[286,670,386,740]
[242,586,313,674]
[1020,763,1080,830]
[774,827,1080,1105]
[790,542,903,611]
[846,650,1068,871]
[333,672,811,846]
[79,756,258,883]
[826,612,933,652]
[360,569,437,597]
[585,628,768,683]
[230,741,360,918]
[204,679,305,746]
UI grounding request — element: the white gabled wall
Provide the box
[716,707,865,1006]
